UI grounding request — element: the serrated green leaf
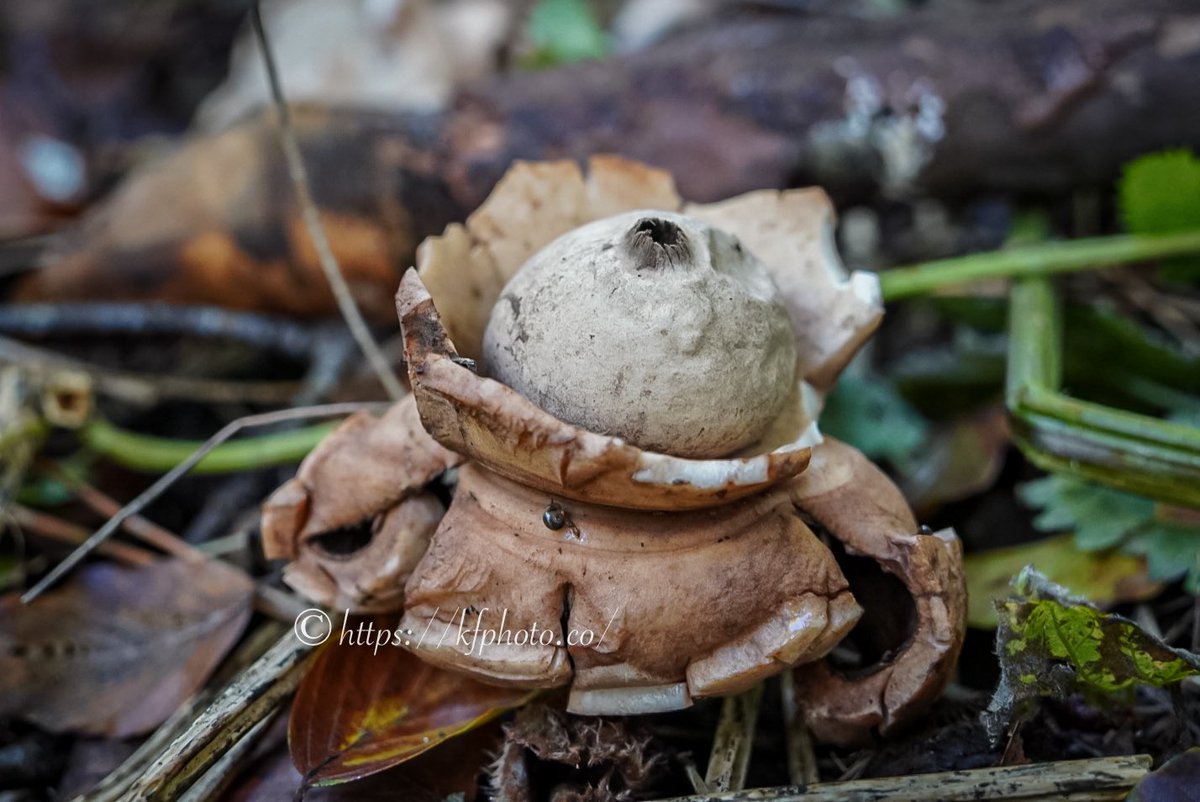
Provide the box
[1119,149,1200,235]
[1019,474,1200,591]
[1015,475,1060,509]
[983,568,1200,741]
[1018,475,1153,550]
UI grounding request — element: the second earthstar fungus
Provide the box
[262,156,966,745]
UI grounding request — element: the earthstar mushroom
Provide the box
[261,156,966,745]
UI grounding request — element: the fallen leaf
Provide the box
[0,557,253,737]
[229,726,501,802]
[1127,748,1200,802]
[289,615,536,787]
[196,0,510,130]
[964,534,1161,629]
[982,568,1200,741]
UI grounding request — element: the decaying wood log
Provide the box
[657,754,1152,802]
[16,0,1200,316]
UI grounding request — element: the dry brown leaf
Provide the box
[0,558,253,737]
[289,615,535,786]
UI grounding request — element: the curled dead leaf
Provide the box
[261,394,463,612]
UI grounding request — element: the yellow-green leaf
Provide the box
[964,534,1160,628]
[983,568,1200,741]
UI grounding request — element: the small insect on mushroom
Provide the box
[542,501,580,538]
[542,502,566,530]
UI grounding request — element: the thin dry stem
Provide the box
[779,672,819,785]
[705,683,763,793]
[249,3,405,401]
[20,402,386,602]
[10,504,156,567]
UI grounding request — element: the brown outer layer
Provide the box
[258,389,964,733]
[400,462,860,705]
[260,394,463,612]
[788,440,967,746]
[396,268,811,511]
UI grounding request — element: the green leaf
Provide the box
[1119,149,1200,236]
[983,568,1200,741]
[1019,474,1200,592]
[819,372,930,467]
[1125,523,1200,593]
[525,0,609,67]
[1119,149,1200,284]
[1018,475,1153,551]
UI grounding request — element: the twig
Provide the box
[779,672,819,786]
[880,229,1200,301]
[66,478,209,563]
[680,753,711,795]
[64,477,310,623]
[196,530,251,557]
[656,754,1152,802]
[20,402,384,603]
[128,632,313,801]
[249,3,405,400]
[9,504,156,567]
[253,583,310,623]
[835,753,872,783]
[176,711,279,802]
[181,472,275,544]
[705,683,764,793]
